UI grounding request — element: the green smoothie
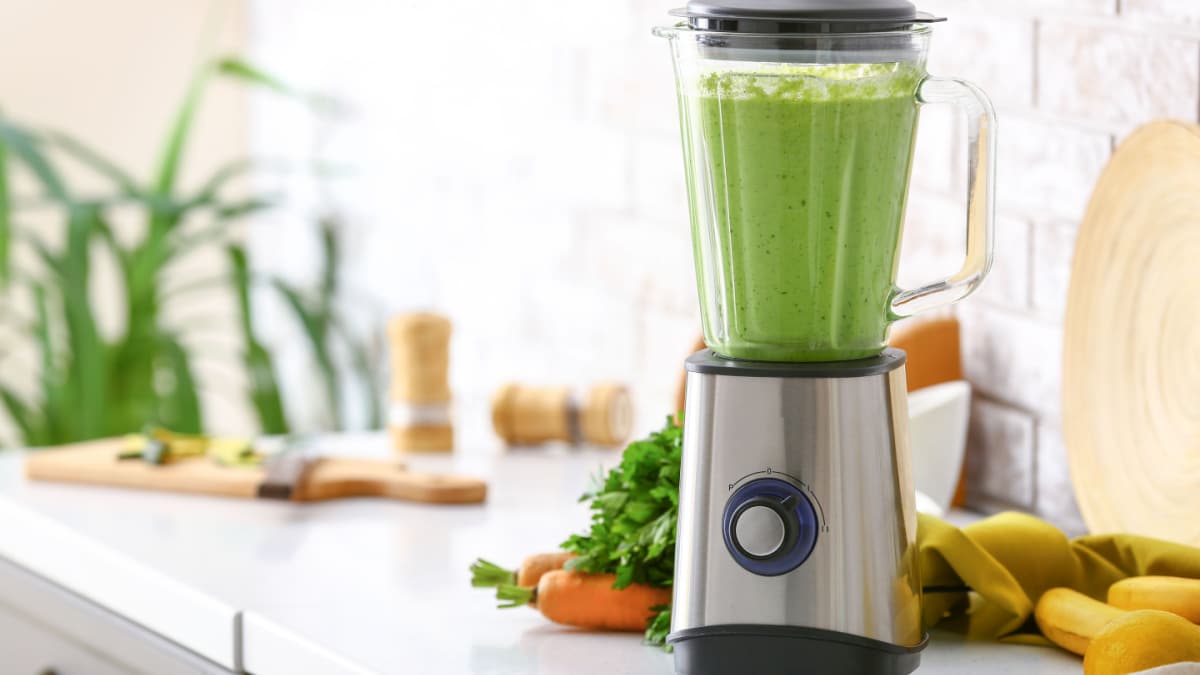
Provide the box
[685,63,922,362]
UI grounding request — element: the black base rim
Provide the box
[684,348,906,379]
[669,624,927,675]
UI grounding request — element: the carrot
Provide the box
[470,553,575,589]
[517,552,576,587]
[496,570,672,632]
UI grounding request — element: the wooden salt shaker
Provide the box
[387,313,453,453]
[491,382,633,448]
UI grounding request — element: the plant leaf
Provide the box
[245,342,289,435]
[273,278,341,429]
[228,245,255,338]
[158,275,230,302]
[152,62,215,198]
[190,157,256,205]
[152,55,322,230]
[0,137,10,286]
[318,215,338,315]
[355,343,382,429]
[0,384,40,447]
[124,223,170,316]
[91,212,131,276]
[562,416,682,595]
[45,131,142,197]
[156,336,202,434]
[644,606,672,650]
[95,204,164,438]
[31,283,67,442]
[215,56,344,115]
[163,196,277,267]
[61,206,106,439]
[213,196,275,221]
[334,314,383,430]
[228,245,289,434]
[274,277,343,425]
[216,57,297,97]
[0,117,70,202]
[28,235,63,279]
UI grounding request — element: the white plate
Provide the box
[908,381,972,513]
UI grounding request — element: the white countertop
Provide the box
[0,435,1083,674]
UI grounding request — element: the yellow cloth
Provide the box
[918,512,1200,640]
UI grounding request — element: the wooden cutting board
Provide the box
[25,438,487,504]
[1063,121,1200,544]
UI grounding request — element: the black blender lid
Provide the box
[670,0,945,33]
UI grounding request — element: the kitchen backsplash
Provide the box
[906,0,1200,534]
[246,0,1200,534]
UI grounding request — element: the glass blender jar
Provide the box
[656,0,996,362]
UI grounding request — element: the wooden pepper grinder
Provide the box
[491,382,632,448]
[387,313,453,453]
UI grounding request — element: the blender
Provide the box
[653,1,996,673]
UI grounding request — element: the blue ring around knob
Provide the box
[722,477,819,576]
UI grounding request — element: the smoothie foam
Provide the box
[685,62,922,362]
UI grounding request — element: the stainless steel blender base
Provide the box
[669,349,925,675]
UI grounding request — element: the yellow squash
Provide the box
[1108,576,1200,624]
[1035,587,1127,655]
[1084,609,1200,675]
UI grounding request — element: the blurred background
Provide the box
[1,0,1197,535]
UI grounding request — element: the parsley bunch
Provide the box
[562,415,683,646]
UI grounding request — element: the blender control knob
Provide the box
[732,502,787,558]
[723,478,819,576]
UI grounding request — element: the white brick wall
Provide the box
[995,114,1113,221]
[1123,0,1200,26]
[927,14,1036,109]
[247,1,1200,532]
[966,398,1036,510]
[913,1,1200,529]
[1038,20,1200,131]
[1031,220,1079,316]
[959,305,1065,420]
[976,214,1032,310]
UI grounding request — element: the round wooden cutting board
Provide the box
[1064,121,1200,544]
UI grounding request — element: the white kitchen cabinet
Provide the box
[0,556,234,675]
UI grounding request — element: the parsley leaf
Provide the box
[562,415,682,647]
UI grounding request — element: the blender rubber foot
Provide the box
[668,625,927,675]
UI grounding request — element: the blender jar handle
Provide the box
[891,76,997,319]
